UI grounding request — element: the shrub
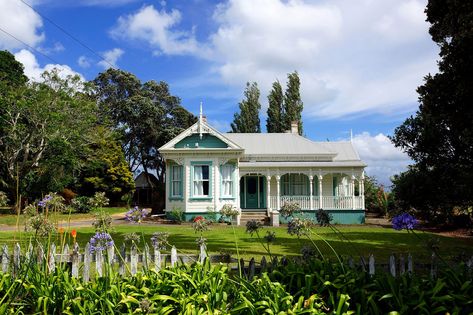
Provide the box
[0,191,9,207]
[219,204,239,223]
[279,201,301,219]
[71,196,93,213]
[169,207,184,224]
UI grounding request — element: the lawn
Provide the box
[0,222,472,263]
[0,207,127,226]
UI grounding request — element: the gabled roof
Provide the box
[159,120,243,152]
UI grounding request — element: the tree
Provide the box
[390,0,473,221]
[0,70,97,202]
[0,50,27,87]
[283,71,303,135]
[75,127,135,203]
[266,80,284,133]
[93,69,196,207]
[230,82,261,133]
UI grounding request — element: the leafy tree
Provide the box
[266,80,284,133]
[93,69,196,207]
[390,0,473,221]
[0,50,27,86]
[0,70,96,202]
[283,71,303,135]
[230,82,261,133]
[75,127,135,203]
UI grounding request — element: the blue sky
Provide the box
[0,0,440,186]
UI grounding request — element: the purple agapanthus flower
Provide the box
[125,206,148,223]
[392,213,418,231]
[38,195,53,207]
[89,232,114,253]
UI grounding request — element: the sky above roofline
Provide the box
[0,0,437,187]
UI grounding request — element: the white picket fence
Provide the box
[1,243,472,281]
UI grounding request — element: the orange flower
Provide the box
[71,229,77,239]
[58,227,65,234]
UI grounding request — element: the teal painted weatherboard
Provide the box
[174,134,228,149]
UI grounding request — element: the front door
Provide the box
[245,176,258,208]
[240,176,266,210]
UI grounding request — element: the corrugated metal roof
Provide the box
[225,133,361,161]
[321,142,361,161]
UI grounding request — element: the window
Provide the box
[281,174,309,195]
[220,164,234,197]
[171,165,183,197]
[193,165,210,196]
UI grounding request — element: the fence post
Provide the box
[281,256,288,266]
[389,254,396,277]
[61,244,69,264]
[399,254,405,275]
[2,245,9,274]
[368,254,375,276]
[260,256,267,273]
[118,244,126,276]
[239,258,245,277]
[407,253,413,274]
[153,245,161,272]
[171,246,177,267]
[26,243,33,263]
[130,244,138,275]
[143,244,150,270]
[71,243,80,278]
[48,243,55,274]
[96,249,103,277]
[107,245,114,265]
[248,258,255,279]
[83,243,91,282]
[37,244,44,268]
[431,252,437,279]
[199,243,207,264]
[360,256,366,272]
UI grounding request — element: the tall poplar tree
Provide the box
[283,71,303,135]
[230,82,261,133]
[266,80,284,133]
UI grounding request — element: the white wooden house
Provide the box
[159,111,366,224]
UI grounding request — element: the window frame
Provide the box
[220,164,235,199]
[190,161,213,200]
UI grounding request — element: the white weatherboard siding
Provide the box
[159,116,366,221]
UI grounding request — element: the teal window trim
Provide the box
[220,163,236,199]
[190,161,213,199]
[169,164,184,199]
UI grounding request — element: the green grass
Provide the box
[0,207,126,226]
[0,223,471,262]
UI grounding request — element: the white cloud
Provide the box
[37,42,65,55]
[206,0,437,118]
[77,55,91,68]
[98,48,124,69]
[0,0,45,49]
[110,5,201,56]
[14,49,84,82]
[352,132,411,186]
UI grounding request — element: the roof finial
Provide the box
[199,101,203,121]
[350,129,353,142]
[199,101,203,139]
